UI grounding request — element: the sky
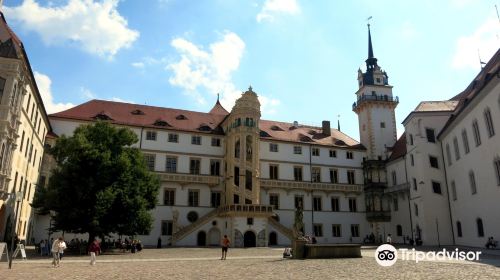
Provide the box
[2,0,500,141]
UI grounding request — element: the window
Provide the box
[146,131,157,141]
[469,170,477,194]
[269,194,279,209]
[346,151,354,159]
[0,77,5,101]
[426,128,435,143]
[161,220,173,235]
[234,167,240,186]
[245,170,252,190]
[313,224,323,237]
[456,221,462,237]
[350,224,360,237]
[235,140,240,158]
[453,137,460,160]
[165,156,177,173]
[329,169,338,183]
[410,154,414,166]
[393,198,398,211]
[409,134,414,145]
[462,129,470,154]
[391,171,397,186]
[247,218,254,225]
[210,160,220,176]
[164,189,175,205]
[313,196,322,211]
[144,154,155,171]
[312,167,321,182]
[188,189,199,206]
[269,165,279,180]
[472,120,481,146]
[329,150,337,158]
[293,166,303,181]
[211,137,221,147]
[413,178,417,191]
[432,181,442,194]
[429,156,439,169]
[25,138,29,157]
[190,158,201,175]
[168,133,178,143]
[19,131,25,152]
[332,224,341,237]
[211,191,221,208]
[414,203,419,216]
[293,146,302,154]
[380,122,385,128]
[446,144,452,166]
[347,170,355,184]
[294,195,304,209]
[233,194,240,204]
[451,181,457,201]
[348,198,357,212]
[396,225,403,236]
[191,136,201,145]
[269,143,278,152]
[331,197,339,211]
[476,218,484,237]
[484,108,495,137]
[494,159,500,186]
[312,148,320,156]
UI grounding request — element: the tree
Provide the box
[33,122,160,243]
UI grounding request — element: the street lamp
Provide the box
[8,191,23,269]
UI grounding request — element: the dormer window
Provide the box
[93,112,112,120]
[131,109,145,115]
[176,114,187,120]
[270,125,284,131]
[153,119,170,127]
[376,77,381,84]
[198,124,212,132]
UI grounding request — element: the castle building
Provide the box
[0,13,51,243]
[0,9,497,248]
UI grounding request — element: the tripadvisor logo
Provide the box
[375,244,398,267]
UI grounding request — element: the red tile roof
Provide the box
[388,133,406,162]
[51,99,364,149]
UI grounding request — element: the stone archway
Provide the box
[197,231,206,246]
[269,231,278,246]
[243,231,256,247]
[208,227,221,246]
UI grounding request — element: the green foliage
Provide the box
[33,122,160,239]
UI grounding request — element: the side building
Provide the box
[0,13,51,243]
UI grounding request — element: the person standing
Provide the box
[89,239,101,265]
[58,238,67,260]
[221,235,230,260]
[51,237,63,267]
[386,234,392,244]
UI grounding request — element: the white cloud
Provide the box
[399,21,419,41]
[131,62,145,68]
[34,71,75,114]
[80,86,133,103]
[167,31,280,114]
[452,18,499,70]
[256,0,301,23]
[4,0,139,58]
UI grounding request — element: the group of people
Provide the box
[43,237,101,267]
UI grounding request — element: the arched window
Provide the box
[396,225,402,236]
[456,221,462,237]
[484,108,495,137]
[476,218,484,237]
[234,139,240,158]
[469,170,477,194]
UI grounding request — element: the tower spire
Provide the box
[368,24,374,59]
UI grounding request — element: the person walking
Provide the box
[221,235,230,260]
[89,239,101,265]
[51,237,63,267]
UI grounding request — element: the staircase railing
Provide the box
[172,208,218,242]
[268,217,294,240]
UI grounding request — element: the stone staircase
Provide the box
[172,208,218,242]
[268,217,294,240]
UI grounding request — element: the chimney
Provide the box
[322,120,331,136]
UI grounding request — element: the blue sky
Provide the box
[3,0,500,141]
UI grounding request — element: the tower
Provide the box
[353,24,399,232]
[223,86,261,206]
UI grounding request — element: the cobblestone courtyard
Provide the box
[1,247,500,279]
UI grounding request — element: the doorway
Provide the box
[243,231,256,247]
